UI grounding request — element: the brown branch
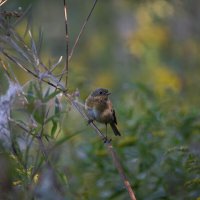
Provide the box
[63,0,69,88]
[0,0,8,6]
[53,0,68,92]
[107,143,136,200]
[68,0,98,61]
[0,11,22,18]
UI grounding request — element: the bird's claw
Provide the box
[103,137,112,143]
[87,119,93,125]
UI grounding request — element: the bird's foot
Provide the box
[87,119,93,125]
[103,137,112,143]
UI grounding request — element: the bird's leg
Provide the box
[103,124,112,143]
[106,123,107,139]
[103,137,112,143]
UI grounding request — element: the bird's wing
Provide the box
[112,109,117,125]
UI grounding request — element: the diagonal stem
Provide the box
[107,143,136,200]
[62,0,69,89]
[68,0,98,61]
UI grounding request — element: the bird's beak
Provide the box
[107,92,111,95]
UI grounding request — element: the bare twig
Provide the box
[0,11,21,18]
[36,136,51,166]
[52,0,69,92]
[63,0,69,88]
[0,0,8,6]
[2,50,66,91]
[68,0,98,61]
[107,143,136,200]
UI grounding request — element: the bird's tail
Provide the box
[110,123,121,136]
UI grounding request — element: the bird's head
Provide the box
[91,88,111,97]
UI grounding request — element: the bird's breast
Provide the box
[85,96,114,123]
[93,106,114,123]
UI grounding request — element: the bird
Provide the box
[85,88,121,140]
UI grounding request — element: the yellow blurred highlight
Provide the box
[129,1,173,59]
[152,130,165,137]
[95,149,107,157]
[150,66,181,95]
[136,1,174,26]
[118,135,138,147]
[136,6,152,25]
[128,25,169,58]
[148,1,174,18]
[13,180,22,186]
[33,173,39,183]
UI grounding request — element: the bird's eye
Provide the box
[99,91,102,94]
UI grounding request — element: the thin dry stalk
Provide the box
[68,0,98,61]
[63,0,69,88]
[107,143,137,200]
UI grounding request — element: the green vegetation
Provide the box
[0,0,200,199]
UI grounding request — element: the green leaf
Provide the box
[33,83,42,100]
[44,87,51,99]
[55,97,60,115]
[51,119,58,137]
[54,132,81,147]
[44,111,65,125]
[118,135,138,147]
[0,69,9,95]
[44,90,61,103]
[26,82,34,102]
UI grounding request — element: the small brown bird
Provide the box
[85,88,121,137]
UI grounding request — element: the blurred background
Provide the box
[1,0,200,199]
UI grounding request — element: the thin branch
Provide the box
[107,143,136,200]
[63,0,69,88]
[68,0,98,61]
[36,135,51,166]
[2,50,66,91]
[53,0,69,92]
[49,56,63,73]
[0,0,8,6]
[0,10,21,18]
